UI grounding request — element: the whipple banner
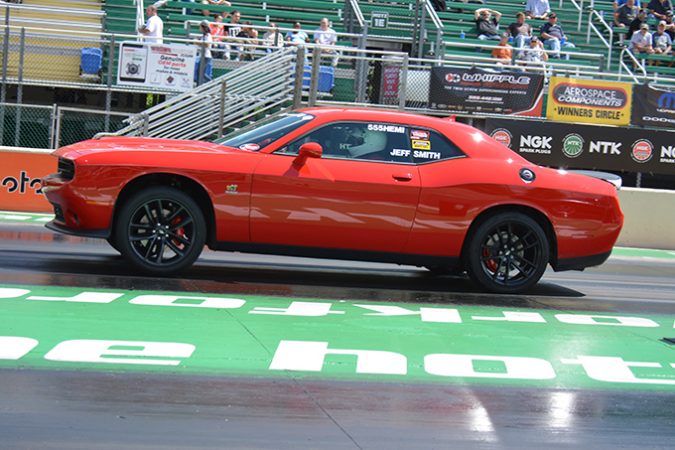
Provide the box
[631,84,675,129]
[484,118,675,175]
[428,67,544,116]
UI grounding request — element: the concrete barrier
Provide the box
[617,187,675,250]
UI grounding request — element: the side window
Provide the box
[410,128,464,164]
[277,122,414,164]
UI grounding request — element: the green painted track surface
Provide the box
[1,284,673,390]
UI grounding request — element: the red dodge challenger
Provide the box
[41,108,623,293]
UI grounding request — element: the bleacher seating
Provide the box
[0,0,105,83]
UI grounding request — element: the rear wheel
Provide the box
[466,212,549,294]
[114,187,206,275]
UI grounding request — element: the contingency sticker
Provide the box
[412,140,431,150]
[368,124,405,133]
[239,143,260,151]
[410,129,430,140]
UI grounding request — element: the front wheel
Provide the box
[465,212,549,294]
[114,187,206,275]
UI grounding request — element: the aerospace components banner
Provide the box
[631,84,675,129]
[546,77,633,126]
[484,118,675,175]
[428,67,544,116]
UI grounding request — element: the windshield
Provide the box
[215,113,315,151]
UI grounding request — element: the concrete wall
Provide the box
[616,187,675,250]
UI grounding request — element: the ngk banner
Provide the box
[428,67,544,116]
[546,76,632,126]
[631,84,675,129]
[485,118,675,175]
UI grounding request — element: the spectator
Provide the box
[648,0,673,20]
[263,22,284,52]
[666,12,675,39]
[526,0,551,19]
[629,22,655,53]
[475,8,502,40]
[615,0,639,26]
[614,0,640,9]
[518,35,549,69]
[431,0,447,11]
[627,9,649,38]
[315,17,340,66]
[138,5,163,44]
[200,0,212,17]
[492,32,514,66]
[508,12,533,48]
[223,10,242,60]
[205,0,231,4]
[286,22,309,45]
[652,20,673,53]
[194,20,213,84]
[540,12,576,58]
[235,21,258,61]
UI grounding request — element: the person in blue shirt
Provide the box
[286,22,309,46]
[540,12,576,58]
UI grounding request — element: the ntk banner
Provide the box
[631,84,675,129]
[546,77,632,126]
[428,67,544,116]
[485,118,675,175]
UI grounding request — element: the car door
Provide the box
[250,121,421,254]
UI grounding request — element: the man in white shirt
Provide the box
[314,18,339,66]
[525,0,550,20]
[138,5,163,44]
[629,22,655,53]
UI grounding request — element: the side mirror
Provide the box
[293,142,323,167]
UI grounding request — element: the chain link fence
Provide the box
[0,103,131,149]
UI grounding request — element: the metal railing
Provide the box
[587,8,613,70]
[618,47,649,83]
[110,46,298,140]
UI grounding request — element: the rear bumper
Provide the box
[554,251,612,272]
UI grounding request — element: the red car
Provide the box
[41,108,623,293]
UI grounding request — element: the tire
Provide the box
[106,236,121,254]
[465,212,549,294]
[114,187,206,275]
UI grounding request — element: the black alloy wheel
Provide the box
[115,187,206,275]
[466,212,549,294]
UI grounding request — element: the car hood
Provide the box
[54,136,242,158]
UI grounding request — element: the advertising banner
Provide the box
[428,67,545,116]
[546,76,632,126]
[0,149,55,213]
[631,84,675,129]
[117,41,197,91]
[485,118,675,175]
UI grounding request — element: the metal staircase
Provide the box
[112,46,299,141]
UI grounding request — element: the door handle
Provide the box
[392,172,413,182]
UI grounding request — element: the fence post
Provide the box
[13,27,25,147]
[218,80,226,137]
[308,46,321,107]
[398,55,409,111]
[105,34,115,133]
[418,2,427,59]
[355,25,369,104]
[292,46,305,109]
[1,7,10,106]
[51,104,60,149]
[141,113,150,136]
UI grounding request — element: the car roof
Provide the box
[298,107,465,129]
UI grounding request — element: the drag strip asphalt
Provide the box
[0,221,674,449]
